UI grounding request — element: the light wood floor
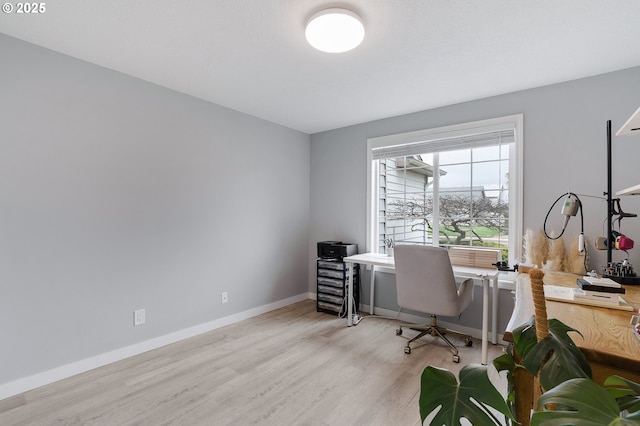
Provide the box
[0,300,506,425]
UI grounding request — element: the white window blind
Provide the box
[371,129,515,160]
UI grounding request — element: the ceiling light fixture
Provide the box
[305,8,365,53]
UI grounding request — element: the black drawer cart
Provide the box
[316,241,360,316]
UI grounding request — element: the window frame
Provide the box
[366,114,524,266]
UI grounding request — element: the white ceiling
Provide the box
[2,0,640,134]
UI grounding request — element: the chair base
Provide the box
[396,315,471,363]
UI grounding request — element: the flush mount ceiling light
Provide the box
[305,8,365,53]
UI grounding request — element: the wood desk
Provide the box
[505,271,640,424]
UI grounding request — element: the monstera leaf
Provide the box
[604,375,640,416]
[419,316,639,425]
[492,352,518,408]
[531,377,640,425]
[419,364,516,425]
[512,317,591,391]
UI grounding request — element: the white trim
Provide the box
[0,292,313,401]
[432,153,440,246]
[513,114,524,265]
[366,139,376,253]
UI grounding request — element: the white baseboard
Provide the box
[360,304,506,343]
[0,292,313,401]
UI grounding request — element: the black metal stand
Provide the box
[603,120,640,284]
[606,120,614,265]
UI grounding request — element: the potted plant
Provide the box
[385,237,395,257]
[418,315,640,425]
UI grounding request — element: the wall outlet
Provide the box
[134,309,146,326]
[221,291,228,304]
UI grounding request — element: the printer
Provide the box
[317,241,358,260]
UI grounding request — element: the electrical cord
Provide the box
[338,292,362,324]
[543,192,584,240]
[338,295,348,318]
[339,295,402,323]
[543,192,588,272]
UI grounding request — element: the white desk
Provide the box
[343,252,500,365]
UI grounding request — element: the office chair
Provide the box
[394,244,474,362]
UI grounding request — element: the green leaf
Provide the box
[492,352,516,374]
[512,316,539,358]
[492,352,518,412]
[531,378,638,426]
[604,375,640,394]
[419,364,516,425]
[604,375,640,414]
[513,317,591,390]
[523,336,590,391]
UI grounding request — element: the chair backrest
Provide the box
[394,244,463,316]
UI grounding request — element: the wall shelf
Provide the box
[616,106,640,136]
[604,109,640,284]
[615,108,640,196]
[616,184,640,196]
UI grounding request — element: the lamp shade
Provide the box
[305,8,365,53]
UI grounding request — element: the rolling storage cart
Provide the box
[316,241,359,316]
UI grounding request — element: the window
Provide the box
[366,115,523,264]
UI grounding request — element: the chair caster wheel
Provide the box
[404,346,411,354]
[396,328,403,336]
[465,337,473,347]
[453,355,460,363]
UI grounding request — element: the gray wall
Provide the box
[310,66,640,332]
[0,34,310,384]
[3,29,640,389]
